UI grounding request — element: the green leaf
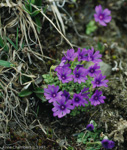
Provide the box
[35,0,42,6]
[23,5,32,14]
[42,74,55,84]
[19,89,32,97]
[27,0,35,4]
[0,60,15,67]
[86,20,97,35]
[89,20,95,26]
[86,29,91,35]
[33,87,44,94]
[42,74,48,78]
[92,26,97,30]
[77,139,82,143]
[35,93,47,102]
[31,10,41,17]
[23,5,41,16]
[0,36,4,47]
[6,37,17,50]
[43,6,47,13]
[97,42,104,53]
[0,92,3,97]
[34,16,42,34]
[91,120,97,129]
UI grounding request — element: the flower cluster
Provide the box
[102,139,115,149]
[86,124,115,149]
[44,48,108,118]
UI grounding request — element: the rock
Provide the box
[99,61,112,76]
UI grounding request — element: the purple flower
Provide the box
[108,140,115,149]
[94,5,112,26]
[44,85,63,103]
[72,93,88,107]
[86,124,94,131]
[52,96,73,118]
[55,61,70,72]
[89,90,106,106]
[57,68,73,83]
[80,87,90,99]
[88,47,102,63]
[64,49,77,61]
[73,67,88,84]
[88,63,101,77]
[91,74,108,88]
[101,139,115,149]
[60,60,66,66]
[101,139,110,149]
[61,90,70,101]
[77,48,89,61]
[61,56,67,61]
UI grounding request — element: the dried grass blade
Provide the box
[51,2,66,35]
[31,3,73,48]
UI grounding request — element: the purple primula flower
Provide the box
[64,49,77,61]
[77,48,89,61]
[57,68,73,83]
[52,96,73,118]
[88,47,102,63]
[91,74,108,88]
[61,56,67,61]
[60,60,66,66]
[73,67,88,84]
[108,140,115,149]
[89,90,106,106]
[86,124,94,131]
[72,93,88,107]
[101,139,115,149]
[80,87,90,99]
[44,85,63,103]
[101,139,110,149]
[61,90,70,101]
[55,61,70,72]
[94,5,112,26]
[88,63,101,77]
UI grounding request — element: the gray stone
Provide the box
[99,61,112,76]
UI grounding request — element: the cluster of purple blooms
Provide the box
[44,48,108,118]
[101,139,115,149]
[86,124,115,149]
